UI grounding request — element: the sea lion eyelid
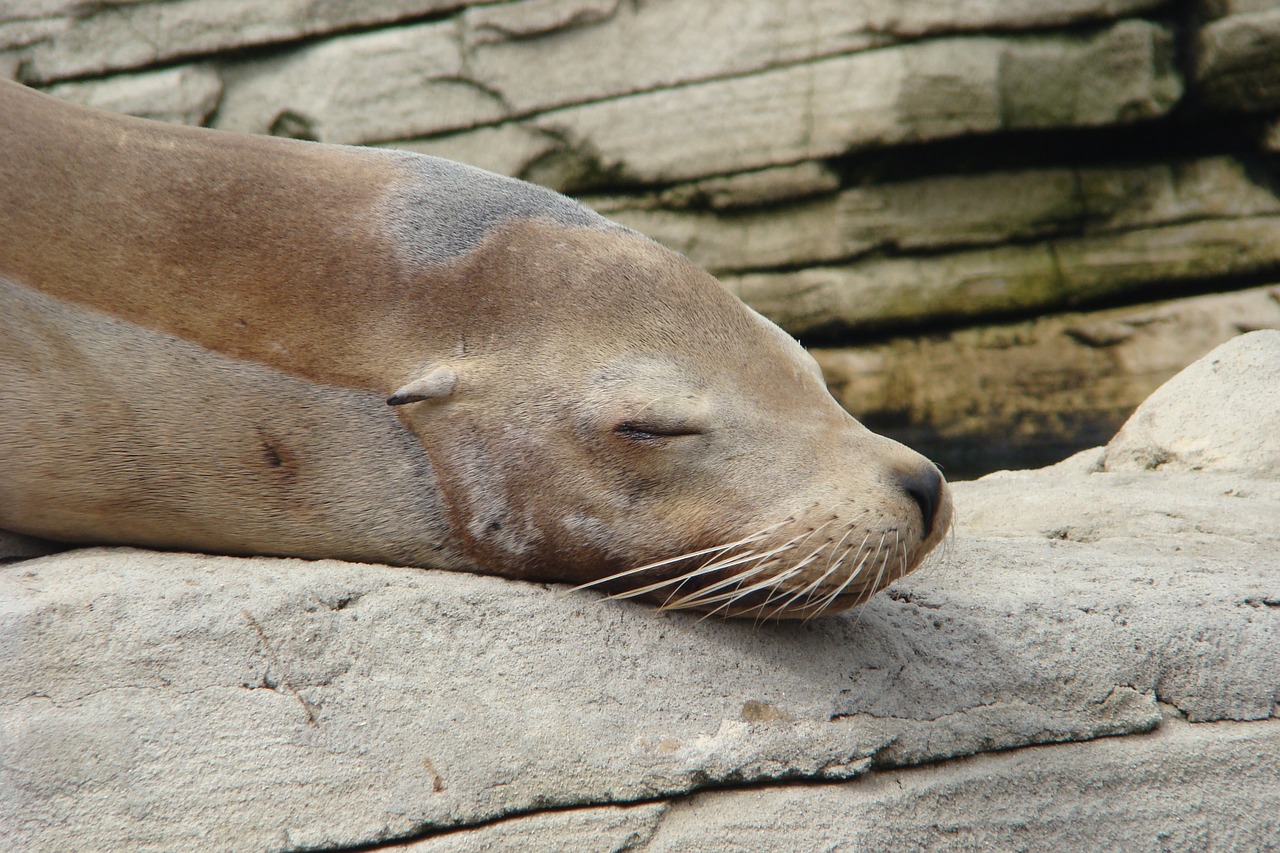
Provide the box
[613,419,705,441]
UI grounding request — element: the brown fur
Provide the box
[0,80,952,618]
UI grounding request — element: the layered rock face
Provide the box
[5,0,1280,471]
[3,327,1278,849]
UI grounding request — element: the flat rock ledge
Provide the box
[2,334,1278,851]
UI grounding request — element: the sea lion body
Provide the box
[0,80,951,619]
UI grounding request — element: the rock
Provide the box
[1193,9,1280,112]
[463,0,1168,122]
[393,22,1178,188]
[814,286,1280,476]
[394,717,1280,851]
[591,167,1084,275]
[1,1,488,85]
[727,216,1280,337]
[213,19,502,144]
[45,64,222,126]
[728,242,1064,334]
[1104,330,1280,478]
[94,2,1170,150]
[654,162,842,212]
[591,156,1280,278]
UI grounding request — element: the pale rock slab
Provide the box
[213,19,499,144]
[592,155,1280,277]
[462,0,1162,123]
[396,21,1180,188]
[158,1,1171,150]
[1105,330,1280,478]
[728,216,1280,336]
[45,63,222,126]
[0,1,488,84]
[396,717,1280,852]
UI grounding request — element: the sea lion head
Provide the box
[387,216,951,620]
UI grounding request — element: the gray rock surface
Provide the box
[726,216,1280,336]
[396,716,1280,852]
[3,340,1279,851]
[45,64,222,126]
[399,21,1179,188]
[593,156,1280,277]
[1,1,486,84]
[1105,330,1280,478]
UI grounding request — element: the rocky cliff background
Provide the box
[8,0,1280,475]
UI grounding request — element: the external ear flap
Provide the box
[387,365,458,406]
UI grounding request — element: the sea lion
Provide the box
[0,79,951,620]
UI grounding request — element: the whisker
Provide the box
[669,561,801,613]
[764,534,869,622]
[619,525,809,605]
[807,532,887,622]
[752,533,858,624]
[570,520,788,593]
[606,549,764,602]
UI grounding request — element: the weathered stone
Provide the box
[998,20,1181,128]
[728,244,1064,334]
[728,216,1280,336]
[461,0,888,121]
[1077,155,1280,230]
[45,64,222,126]
[1193,9,1280,112]
[393,21,1179,187]
[813,286,1280,475]
[8,0,1168,124]
[0,15,62,56]
[2,1,488,85]
[1198,0,1279,17]
[588,156,1280,277]
[592,168,1082,274]
[396,717,1280,852]
[654,162,842,211]
[462,0,1166,124]
[213,20,503,145]
[1105,330,1280,478]
[1057,215,1280,301]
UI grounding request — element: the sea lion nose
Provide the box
[897,463,944,538]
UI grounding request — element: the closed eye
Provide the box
[614,420,704,442]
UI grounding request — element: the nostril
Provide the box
[898,464,943,539]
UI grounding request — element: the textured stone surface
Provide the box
[45,64,222,126]
[593,156,1280,276]
[1194,9,1280,112]
[0,1,487,84]
[1105,330,1280,478]
[814,285,1280,476]
[728,216,1280,336]
[396,21,1179,188]
[396,717,1280,851]
[3,326,1279,852]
